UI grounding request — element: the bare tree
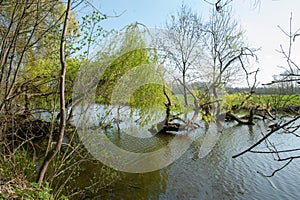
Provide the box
[267,13,300,86]
[161,4,205,106]
[203,0,261,12]
[210,0,300,178]
[202,7,256,116]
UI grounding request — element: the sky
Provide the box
[87,0,300,86]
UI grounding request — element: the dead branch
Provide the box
[226,110,255,125]
[257,158,294,177]
[250,148,300,154]
[232,115,300,158]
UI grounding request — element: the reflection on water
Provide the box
[89,119,300,200]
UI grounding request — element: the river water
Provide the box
[71,105,300,200]
[40,105,300,199]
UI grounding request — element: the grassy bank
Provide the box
[174,92,299,114]
[225,93,300,112]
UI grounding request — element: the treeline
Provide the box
[172,81,300,95]
[226,86,300,95]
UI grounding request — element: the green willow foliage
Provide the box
[95,24,175,122]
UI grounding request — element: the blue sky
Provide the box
[95,0,209,29]
[89,0,300,86]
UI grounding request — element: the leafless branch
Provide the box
[257,158,294,177]
[83,0,125,18]
[293,33,300,42]
[232,115,300,158]
[250,148,300,154]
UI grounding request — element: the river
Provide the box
[71,105,300,200]
[40,106,300,199]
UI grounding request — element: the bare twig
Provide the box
[257,158,294,177]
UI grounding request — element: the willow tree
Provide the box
[94,23,171,123]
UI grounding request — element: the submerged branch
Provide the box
[226,110,255,125]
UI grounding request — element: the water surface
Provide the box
[91,119,300,200]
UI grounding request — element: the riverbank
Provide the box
[1,93,299,199]
[0,116,119,199]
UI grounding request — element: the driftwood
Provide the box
[226,108,255,125]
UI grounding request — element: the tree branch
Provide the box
[232,115,300,158]
[257,158,294,177]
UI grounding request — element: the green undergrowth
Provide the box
[225,93,300,112]
[0,146,54,199]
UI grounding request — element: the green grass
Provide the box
[173,92,299,113]
[174,94,195,106]
[252,94,300,110]
[225,93,300,111]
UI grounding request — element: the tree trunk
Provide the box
[182,71,188,106]
[66,107,74,125]
[36,0,71,186]
[24,93,31,116]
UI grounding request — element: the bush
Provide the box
[0,144,53,199]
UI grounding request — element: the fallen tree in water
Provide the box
[148,87,184,134]
[226,109,255,125]
[149,84,201,134]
